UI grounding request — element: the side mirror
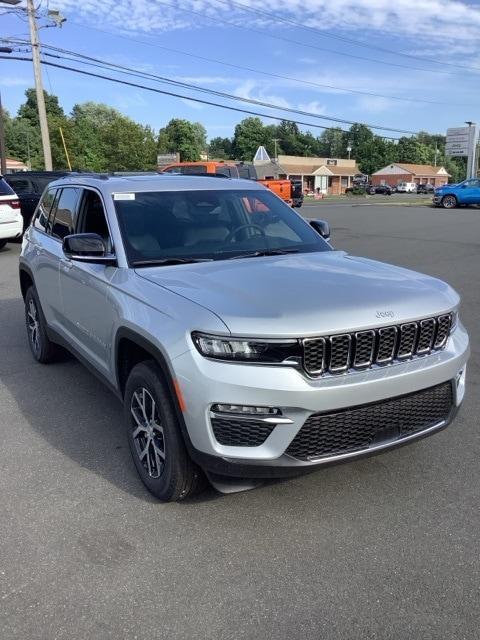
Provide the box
[63,233,116,265]
[310,219,331,241]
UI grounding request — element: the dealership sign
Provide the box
[445,126,476,157]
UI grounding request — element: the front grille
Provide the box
[211,416,274,446]
[286,382,453,461]
[302,313,453,377]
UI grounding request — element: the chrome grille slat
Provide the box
[417,318,436,354]
[302,313,454,377]
[397,322,418,359]
[329,334,351,373]
[353,330,375,368]
[376,326,398,364]
[434,314,451,349]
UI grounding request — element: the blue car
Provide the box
[433,178,480,209]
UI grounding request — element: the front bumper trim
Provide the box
[191,403,459,479]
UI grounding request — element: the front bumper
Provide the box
[0,216,23,240]
[173,323,469,477]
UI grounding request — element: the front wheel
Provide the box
[441,195,457,209]
[0,239,7,250]
[124,361,205,501]
[24,286,61,363]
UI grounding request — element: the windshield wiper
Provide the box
[227,248,300,260]
[132,257,213,267]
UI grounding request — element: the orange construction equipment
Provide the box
[159,161,298,206]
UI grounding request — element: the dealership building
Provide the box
[371,163,450,188]
[252,149,359,195]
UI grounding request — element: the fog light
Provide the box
[211,404,281,415]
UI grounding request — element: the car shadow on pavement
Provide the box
[0,297,226,503]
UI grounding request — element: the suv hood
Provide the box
[137,251,458,337]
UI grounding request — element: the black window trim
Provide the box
[33,186,60,236]
[75,186,115,253]
[49,187,82,242]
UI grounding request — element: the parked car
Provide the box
[0,177,23,250]
[372,184,393,195]
[345,183,372,195]
[4,171,70,231]
[397,182,417,193]
[417,184,435,195]
[433,179,480,209]
[19,174,469,500]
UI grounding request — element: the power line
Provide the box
[211,0,480,74]
[8,28,473,108]
[3,40,422,134]
[153,0,457,76]
[0,54,407,139]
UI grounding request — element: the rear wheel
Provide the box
[0,239,7,250]
[24,286,60,363]
[441,195,457,209]
[124,361,205,501]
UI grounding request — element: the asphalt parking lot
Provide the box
[1,203,479,639]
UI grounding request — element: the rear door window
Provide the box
[50,188,81,240]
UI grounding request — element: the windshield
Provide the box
[114,189,331,264]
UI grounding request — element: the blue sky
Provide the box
[2,0,480,140]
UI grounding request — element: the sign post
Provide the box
[446,124,478,179]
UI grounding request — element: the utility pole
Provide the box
[26,0,52,170]
[272,138,281,162]
[0,90,6,175]
[465,121,477,180]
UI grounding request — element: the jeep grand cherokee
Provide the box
[19,174,469,500]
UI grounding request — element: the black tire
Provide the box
[441,195,457,209]
[0,239,7,250]
[124,361,205,501]
[24,286,61,363]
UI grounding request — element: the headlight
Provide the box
[191,332,301,364]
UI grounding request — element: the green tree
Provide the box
[17,88,70,169]
[395,137,432,164]
[316,127,346,158]
[232,117,274,161]
[208,136,233,159]
[158,118,206,161]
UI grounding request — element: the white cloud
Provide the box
[50,0,480,53]
[113,91,148,110]
[1,77,30,87]
[173,76,232,85]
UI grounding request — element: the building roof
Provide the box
[277,155,356,168]
[5,157,29,171]
[315,165,358,176]
[373,163,450,177]
[282,162,359,176]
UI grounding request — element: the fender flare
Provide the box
[114,327,197,458]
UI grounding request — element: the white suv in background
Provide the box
[0,177,23,250]
[397,182,417,193]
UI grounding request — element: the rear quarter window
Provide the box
[5,178,32,194]
[33,188,58,233]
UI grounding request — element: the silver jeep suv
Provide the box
[19,174,469,500]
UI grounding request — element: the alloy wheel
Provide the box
[27,298,41,356]
[130,387,166,478]
[442,195,457,209]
